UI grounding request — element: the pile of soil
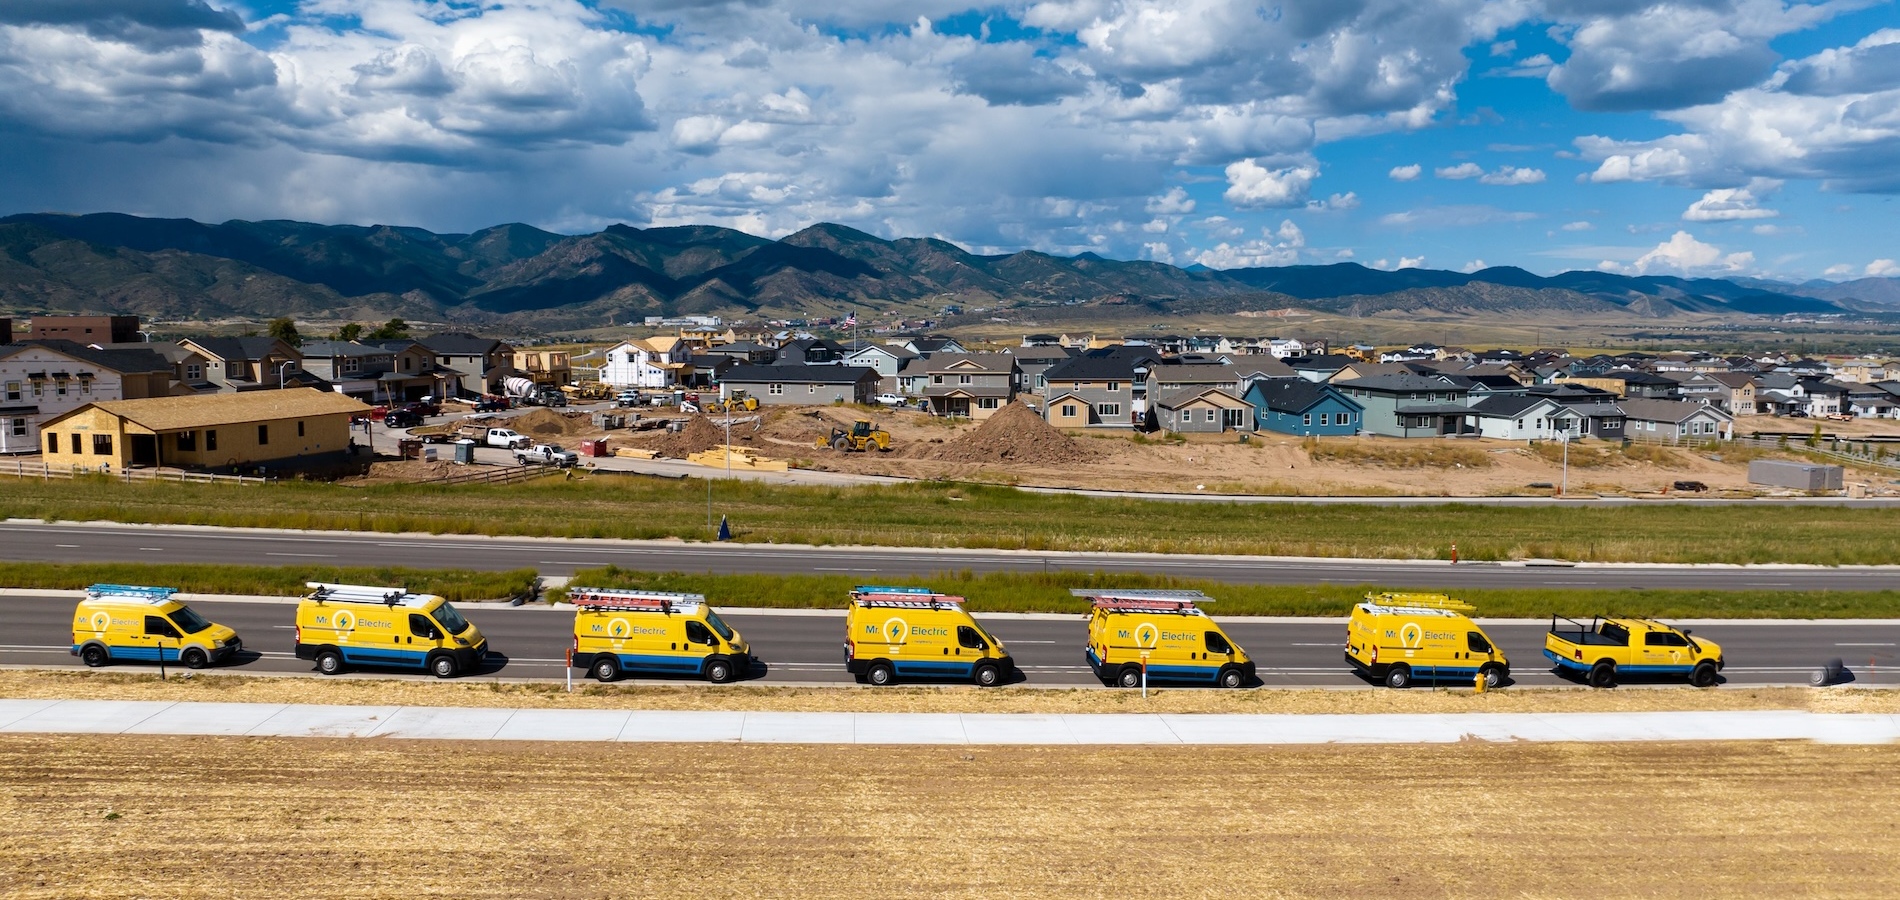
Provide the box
[930,401,1096,465]
[642,415,727,458]
[512,408,593,438]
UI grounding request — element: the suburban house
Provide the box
[843,344,917,394]
[1243,379,1364,436]
[895,335,966,355]
[510,349,570,388]
[0,341,174,454]
[299,341,438,402]
[1469,394,1592,441]
[918,354,1018,419]
[93,342,216,394]
[1618,398,1734,443]
[1752,373,1807,416]
[1704,372,1758,415]
[600,337,694,389]
[176,337,312,393]
[1040,350,1160,429]
[1152,386,1254,434]
[419,333,513,397]
[1798,379,1851,418]
[1005,345,1078,397]
[716,364,879,406]
[1834,359,1889,383]
[20,315,141,344]
[1848,384,1900,419]
[774,338,848,365]
[1289,354,1355,383]
[1332,373,1476,438]
[37,387,368,472]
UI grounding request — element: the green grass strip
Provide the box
[0,562,539,603]
[4,473,1900,564]
[557,566,1900,619]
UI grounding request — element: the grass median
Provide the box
[6,474,1900,563]
[0,562,538,602]
[560,566,1900,618]
[4,735,1896,899]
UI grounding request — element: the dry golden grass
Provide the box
[2,735,1895,899]
[6,669,1899,715]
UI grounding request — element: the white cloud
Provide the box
[1824,263,1855,277]
[1272,219,1305,247]
[1398,255,1425,269]
[1141,218,1170,233]
[1435,162,1484,180]
[1307,191,1359,211]
[1869,259,1900,277]
[1604,230,1755,275]
[1490,40,1516,58]
[1388,163,1422,181]
[1222,161,1317,209]
[1145,186,1195,215]
[1335,248,1355,259]
[1194,241,1299,268]
[1379,205,1537,228]
[1460,258,1487,272]
[1142,241,1175,264]
[1479,165,1545,185]
[1682,181,1781,221]
[1561,220,1594,231]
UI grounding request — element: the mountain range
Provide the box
[1,212,1890,330]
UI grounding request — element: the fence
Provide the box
[412,464,559,486]
[1,459,269,485]
[1625,432,1900,473]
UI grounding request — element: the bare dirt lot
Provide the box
[6,670,1898,715]
[2,735,1894,898]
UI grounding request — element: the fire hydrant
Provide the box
[1474,669,1487,693]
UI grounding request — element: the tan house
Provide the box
[1705,372,1758,415]
[511,349,571,387]
[38,388,367,472]
[1153,386,1254,433]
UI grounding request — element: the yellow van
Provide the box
[843,586,1014,686]
[568,587,752,684]
[1345,592,1508,689]
[294,582,488,678]
[71,584,241,670]
[1081,589,1254,689]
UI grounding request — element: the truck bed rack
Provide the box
[85,583,178,604]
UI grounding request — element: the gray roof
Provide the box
[183,336,291,362]
[420,333,505,355]
[1,340,172,374]
[1043,354,1151,382]
[1244,378,1360,415]
[720,364,878,385]
[1334,373,1472,394]
[1152,386,1244,409]
[1150,363,1246,386]
[302,341,394,358]
[918,352,1016,373]
[1617,398,1732,424]
[1468,394,1556,418]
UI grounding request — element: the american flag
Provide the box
[844,313,857,327]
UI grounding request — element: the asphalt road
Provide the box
[6,594,1894,688]
[3,521,1897,592]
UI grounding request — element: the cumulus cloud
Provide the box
[1460,258,1488,272]
[1436,162,1484,180]
[1222,161,1318,209]
[1307,191,1359,211]
[1479,165,1546,185]
[1604,230,1755,275]
[1682,181,1781,221]
[1389,163,1422,181]
[1869,259,1900,277]
[1562,220,1594,231]
[1145,186,1196,215]
[1824,263,1855,276]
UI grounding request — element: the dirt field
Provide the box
[6,670,1898,715]
[2,735,1894,898]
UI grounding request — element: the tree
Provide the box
[267,317,302,347]
[336,323,364,342]
[367,318,409,341]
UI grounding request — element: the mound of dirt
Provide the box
[930,401,1096,465]
[642,415,727,458]
[512,408,592,437]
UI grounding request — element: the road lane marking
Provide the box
[1837,642,1896,647]
[54,544,79,549]
[1290,642,1341,647]
[265,552,335,558]
[813,567,874,572]
[138,547,163,551]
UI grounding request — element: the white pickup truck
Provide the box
[515,443,579,467]
[484,428,530,449]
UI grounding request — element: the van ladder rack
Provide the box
[567,587,705,611]
[85,584,178,604]
[1072,588,1212,613]
[851,586,965,608]
[305,582,412,606]
[1363,592,1475,613]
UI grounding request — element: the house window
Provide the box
[4,382,17,401]
[1096,403,1121,417]
[1060,404,1077,418]
[1204,409,1216,423]
[70,433,81,454]
[47,432,58,453]
[979,397,999,410]
[933,375,944,384]
[1318,413,1329,426]
[959,374,972,385]
[32,382,41,397]
[1302,413,1312,426]
[56,381,67,397]
[9,418,24,437]
[1515,418,1524,429]
[206,430,218,451]
[185,364,202,380]
[343,358,360,374]
[297,420,305,437]
[768,384,783,396]
[258,424,269,445]
[177,431,196,451]
[80,380,90,394]
[808,384,817,394]
[1106,381,1120,392]
[1035,375,1046,390]
[92,434,112,456]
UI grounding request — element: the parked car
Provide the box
[874,393,907,407]
[401,400,441,417]
[515,444,579,467]
[383,409,424,429]
[1672,480,1709,492]
[484,428,530,449]
[473,396,509,412]
[538,392,569,408]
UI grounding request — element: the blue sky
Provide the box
[1,0,1898,281]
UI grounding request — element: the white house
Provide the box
[0,342,174,454]
[600,337,691,389]
[1469,395,1585,441]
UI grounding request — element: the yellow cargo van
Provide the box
[71,584,241,669]
[1345,592,1508,689]
[1081,589,1254,689]
[568,587,752,684]
[843,586,1014,686]
[294,582,488,678]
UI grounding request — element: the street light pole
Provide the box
[278,361,294,389]
[1559,430,1569,497]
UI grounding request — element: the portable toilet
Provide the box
[453,440,477,464]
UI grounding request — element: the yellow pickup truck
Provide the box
[1544,615,1723,688]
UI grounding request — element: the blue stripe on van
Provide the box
[91,645,180,663]
[893,660,975,677]
[340,646,429,668]
[609,652,705,675]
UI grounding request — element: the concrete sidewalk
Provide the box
[2,699,1897,745]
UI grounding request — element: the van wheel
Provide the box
[973,663,1001,687]
[1480,665,1504,690]
[80,645,109,668]
[705,658,735,684]
[1588,661,1617,688]
[1384,665,1412,689]
[866,661,895,687]
[592,658,619,683]
[1116,666,1143,689]
[1218,667,1245,689]
[430,655,458,679]
[315,649,344,675]
[181,648,209,670]
[1691,662,1718,688]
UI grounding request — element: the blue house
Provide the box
[1245,379,1364,436]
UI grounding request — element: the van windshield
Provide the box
[705,610,735,641]
[168,605,213,634]
[431,602,471,635]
